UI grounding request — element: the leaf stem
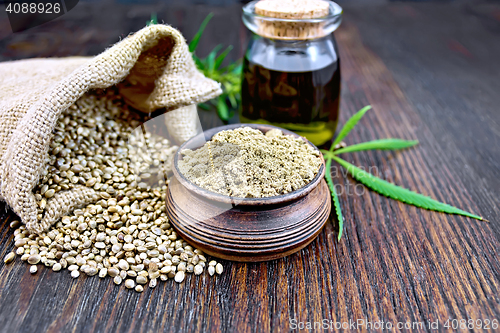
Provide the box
[325,159,344,240]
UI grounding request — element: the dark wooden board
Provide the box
[0,1,499,332]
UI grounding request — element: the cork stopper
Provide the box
[255,0,329,19]
[254,0,331,40]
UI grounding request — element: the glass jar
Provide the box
[240,0,342,146]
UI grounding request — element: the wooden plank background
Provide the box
[0,1,499,332]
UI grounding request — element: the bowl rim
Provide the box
[172,123,325,206]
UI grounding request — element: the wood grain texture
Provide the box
[1,1,500,332]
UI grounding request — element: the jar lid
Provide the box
[242,0,342,40]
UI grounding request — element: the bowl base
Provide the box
[166,177,331,262]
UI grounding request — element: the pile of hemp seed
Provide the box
[3,89,223,293]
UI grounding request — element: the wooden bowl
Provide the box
[166,123,331,262]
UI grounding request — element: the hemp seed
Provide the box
[3,252,15,264]
[124,279,135,289]
[9,91,221,293]
[174,271,185,283]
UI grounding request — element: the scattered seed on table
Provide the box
[108,268,119,278]
[174,271,185,283]
[27,254,41,265]
[9,220,20,229]
[99,268,107,278]
[3,252,15,264]
[194,265,203,275]
[125,279,135,289]
[136,276,147,285]
[215,263,223,275]
[113,276,122,285]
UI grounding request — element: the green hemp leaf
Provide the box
[189,14,242,123]
[146,13,158,26]
[324,106,487,240]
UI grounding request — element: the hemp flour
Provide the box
[178,127,321,198]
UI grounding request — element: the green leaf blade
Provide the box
[206,45,222,74]
[214,45,233,69]
[332,105,372,150]
[146,13,158,26]
[325,159,344,240]
[197,103,211,110]
[228,94,237,108]
[217,96,229,122]
[189,13,242,124]
[333,139,419,155]
[331,156,484,221]
[192,55,205,71]
[189,13,214,53]
[232,63,243,75]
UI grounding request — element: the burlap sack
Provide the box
[0,25,222,234]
